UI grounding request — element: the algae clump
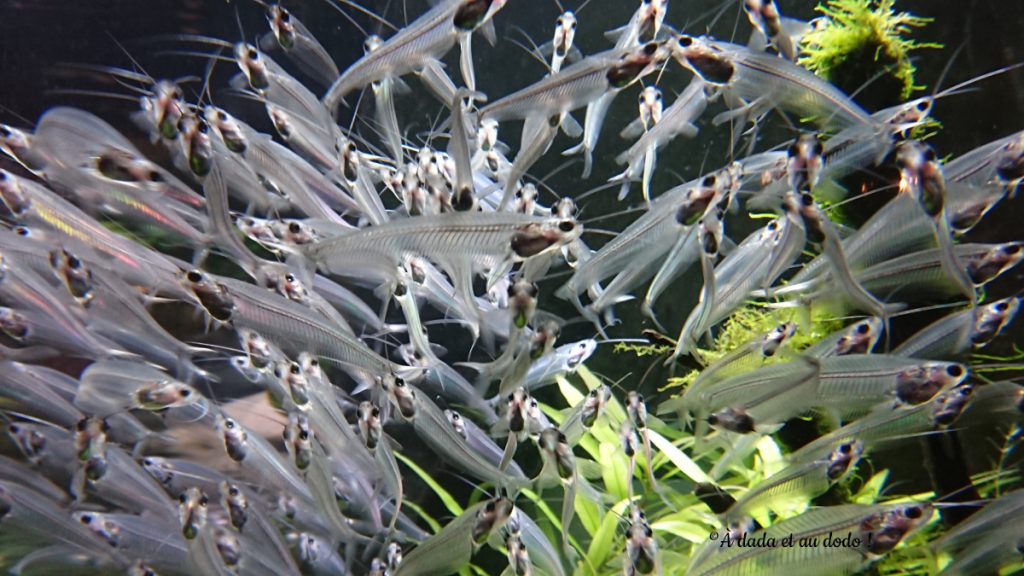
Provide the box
[799,0,940,105]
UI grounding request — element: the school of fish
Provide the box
[0,0,1022,574]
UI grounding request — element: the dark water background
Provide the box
[0,0,1022,562]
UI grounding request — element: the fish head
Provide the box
[269,4,296,49]
[7,423,47,464]
[178,113,213,177]
[473,496,515,545]
[896,363,967,406]
[858,504,932,557]
[996,135,1024,188]
[234,42,269,91]
[214,527,242,568]
[388,376,417,420]
[73,416,109,461]
[626,390,648,428]
[445,408,469,439]
[762,321,797,357]
[967,242,1024,285]
[50,248,94,305]
[277,360,311,408]
[971,296,1021,347]
[787,133,825,193]
[359,401,383,450]
[896,141,946,215]
[204,106,248,153]
[931,384,975,427]
[152,80,186,141]
[134,379,199,411]
[553,11,577,58]
[297,533,324,565]
[639,86,664,129]
[178,487,209,540]
[285,413,313,470]
[707,406,756,433]
[0,124,32,159]
[826,440,863,480]
[510,217,581,259]
[834,318,882,355]
[74,512,121,547]
[0,171,31,218]
[637,0,669,41]
[220,482,249,531]
[671,35,734,85]
[238,328,274,369]
[387,541,403,571]
[181,269,235,322]
[607,41,667,89]
[581,385,611,427]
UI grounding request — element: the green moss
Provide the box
[799,0,941,102]
[617,304,844,393]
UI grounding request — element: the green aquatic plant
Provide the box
[799,0,940,102]
[622,304,844,393]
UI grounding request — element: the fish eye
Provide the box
[801,193,814,206]
[228,486,240,496]
[558,220,576,232]
[857,323,870,334]
[642,42,658,55]
[507,392,515,402]
[298,430,309,441]
[655,92,663,100]
[247,48,259,60]
[186,270,203,283]
[485,501,496,512]
[199,495,208,506]
[916,101,929,112]
[288,222,301,234]
[904,506,923,519]
[179,388,191,398]
[923,147,937,162]
[148,170,163,183]
[225,419,235,429]
[371,406,380,417]
[995,302,1009,312]
[839,443,853,454]
[571,20,577,29]
[0,126,9,137]
[702,175,717,187]
[285,273,296,283]
[1004,244,1021,255]
[678,35,693,47]
[946,365,964,378]
[14,227,29,236]
[395,377,406,387]
[178,494,187,504]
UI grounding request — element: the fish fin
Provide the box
[560,113,583,139]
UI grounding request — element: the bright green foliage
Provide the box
[799,0,940,100]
